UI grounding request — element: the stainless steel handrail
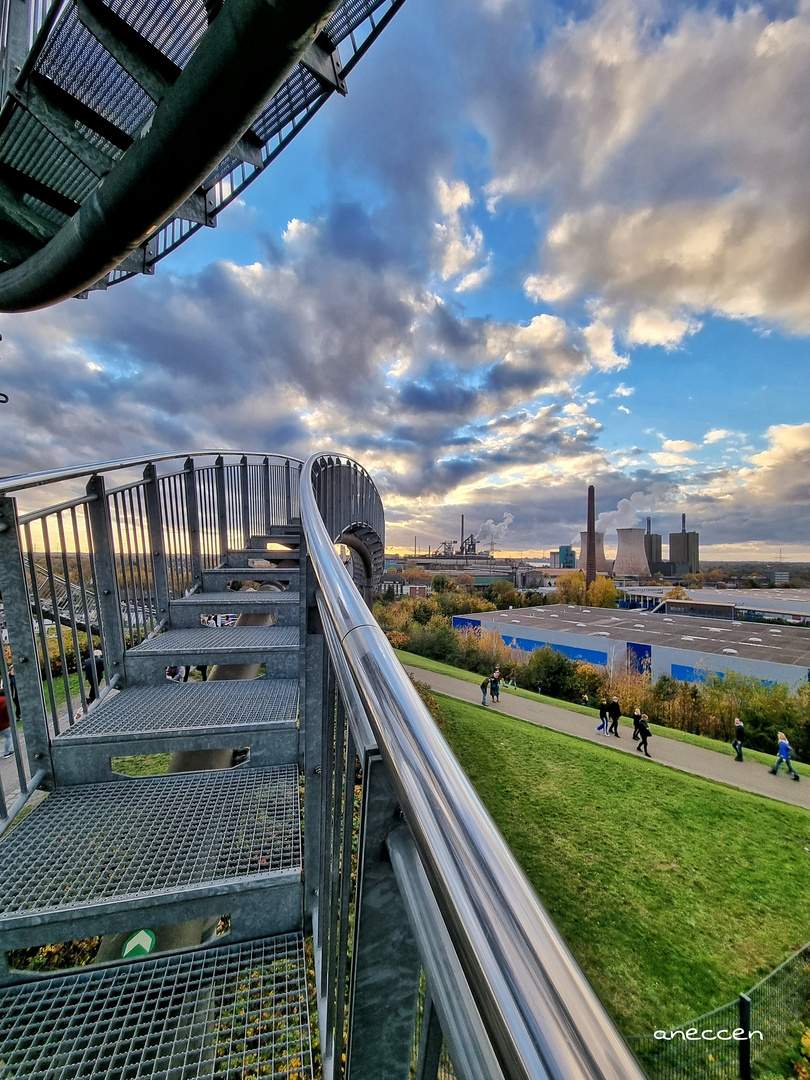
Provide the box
[300,451,647,1080]
[0,450,303,495]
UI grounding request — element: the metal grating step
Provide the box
[53,680,299,742]
[170,590,300,626]
[203,567,300,583]
[0,932,314,1079]
[128,626,299,656]
[171,590,300,608]
[0,766,300,924]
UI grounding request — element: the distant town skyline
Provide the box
[1,0,809,560]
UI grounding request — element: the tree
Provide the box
[554,570,587,606]
[403,567,431,583]
[455,573,476,591]
[431,573,455,593]
[585,576,618,608]
[664,585,689,599]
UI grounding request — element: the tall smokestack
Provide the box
[585,485,596,587]
[461,515,464,553]
[646,517,651,534]
[682,513,686,533]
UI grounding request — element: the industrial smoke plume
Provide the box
[476,512,514,546]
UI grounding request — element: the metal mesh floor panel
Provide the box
[128,626,299,654]
[172,591,300,607]
[0,766,300,916]
[55,680,299,740]
[0,933,313,1079]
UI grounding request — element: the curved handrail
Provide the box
[300,452,647,1080]
[0,450,303,495]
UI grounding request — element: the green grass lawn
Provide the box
[433,691,810,1038]
[396,649,810,776]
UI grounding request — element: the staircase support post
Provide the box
[345,752,422,1080]
[143,463,171,622]
[0,496,55,787]
[239,455,250,548]
[86,474,128,686]
[214,455,229,561]
[183,457,202,588]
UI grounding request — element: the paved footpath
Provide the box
[404,666,810,813]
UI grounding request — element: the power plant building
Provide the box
[612,529,651,578]
[669,514,700,575]
[578,531,609,573]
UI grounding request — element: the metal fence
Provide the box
[630,942,810,1080]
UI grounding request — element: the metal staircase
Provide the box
[0,451,648,1080]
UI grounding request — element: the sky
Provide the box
[1,0,809,560]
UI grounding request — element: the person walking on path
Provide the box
[0,691,12,757]
[632,708,643,741]
[770,732,800,781]
[596,698,609,736]
[732,717,745,762]
[84,649,104,704]
[480,675,490,707]
[636,714,652,757]
[607,696,622,737]
[490,669,501,703]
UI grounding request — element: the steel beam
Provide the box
[0,0,344,311]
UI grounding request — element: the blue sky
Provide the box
[1,0,809,559]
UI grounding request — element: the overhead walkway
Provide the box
[0,0,406,310]
[0,451,648,1080]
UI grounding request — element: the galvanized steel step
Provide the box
[55,680,299,742]
[0,932,314,1079]
[202,566,300,587]
[50,680,300,783]
[125,625,300,680]
[0,766,302,949]
[170,590,300,626]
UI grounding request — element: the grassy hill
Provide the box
[434,692,810,1037]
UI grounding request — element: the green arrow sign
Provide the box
[122,929,156,958]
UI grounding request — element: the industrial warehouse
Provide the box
[452,606,810,689]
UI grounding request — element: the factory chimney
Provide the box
[682,513,687,532]
[646,517,651,534]
[585,485,596,586]
[460,515,464,555]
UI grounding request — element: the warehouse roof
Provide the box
[464,606,810,669]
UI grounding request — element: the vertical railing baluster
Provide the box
[41,516,72,729]
[86,474,127,687]
[184,457,202,590]
[0,497,54,787]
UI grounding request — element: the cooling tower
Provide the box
[613,528,651,578]
[579,531,609,573]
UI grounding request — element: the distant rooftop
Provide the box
[473,605,810,669]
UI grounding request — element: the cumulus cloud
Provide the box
[471,0,810,341]
[609,382,634,397]
[433,177,489,285]
[661,439,697,453]
[704,428,732,444]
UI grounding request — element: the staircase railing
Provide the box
[0,450,301,819]
[299,452,648,1080]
